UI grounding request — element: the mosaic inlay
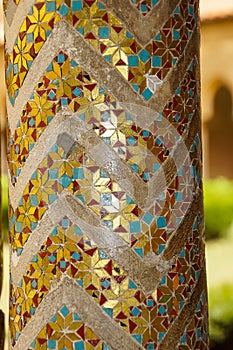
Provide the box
[8,52,114,185]
[6,0,198,105]
[10,213,205,347]
[5,0,208,348]
[9,131,201,259]
[29,306,111,350]
[8,54,198,185]
[175,292,209,350]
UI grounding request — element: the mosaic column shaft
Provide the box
[5,0,209,348]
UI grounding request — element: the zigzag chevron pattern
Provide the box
[10,198,205,348]
[5,0,198,104]
[9,126,201,260]
[5,0,209,348]
[8,53,198,185]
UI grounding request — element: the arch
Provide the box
[213,85,232,121]
[207,83,233,178]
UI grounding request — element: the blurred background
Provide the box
[0,0,233,349]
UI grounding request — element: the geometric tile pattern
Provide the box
[8,54,198,186]
[9,97,203,259]
[175,292,209,350]
[5,0,209,349]
[29,306,111,350]
[6,0,198,104]
[9,132,200,259]
[10,213,205,348]
[7,53,114,185]
[8,52,198,189]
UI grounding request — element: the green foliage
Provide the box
[204,178,233,240]
[209,283,233,348]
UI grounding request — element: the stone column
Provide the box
[5,0,209,348]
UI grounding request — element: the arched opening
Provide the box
[208,85,233,178]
